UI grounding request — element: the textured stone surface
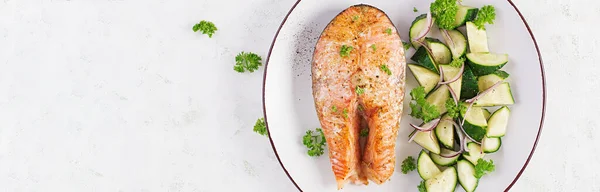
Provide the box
[0,0,597,191]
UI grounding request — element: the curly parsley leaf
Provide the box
[449,57,465,68]
[234,52,263,73]
[253,118,267,136]
[360,128,369,137]
[474,159,496,178]
[418,180,427,192]
[302,128,327,157]
[430,0,459,29]
[446,99,467,119]
[410,86,440,122]
[192,20,217,38]
[380,64,392,75]
[401,156,417,174]
[340,45,354,57]
[402,41,411,50]
[473,5,496,30]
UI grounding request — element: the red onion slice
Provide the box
[441,29,455,48]
[409,118,441,132]
[448,85,459,105]
[412,12,433,42]
[408,130,418,143]
[439,64,464,85]
[465,81,503,103]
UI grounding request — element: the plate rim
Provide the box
[261,0,547,191]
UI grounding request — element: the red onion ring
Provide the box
[409,118,441,132]
[448,85,459,105]
[439,64,464,85]
[442,29,455,48]
[412,12,433,42]
[466,81,503,103]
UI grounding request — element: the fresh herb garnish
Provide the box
[380,64,392,75]
[445,98,467,119]
[402,41,411,50]
[343,108,349,118]
[355,86,365,95]
[409,86,440,122]
[302,128,327,157]
[401,156,417,174]
[253,118,267,136]
[331,105,338,113]
[430,0,459,29]
[360,128,369,137]
[340,45,353,57]
[370,44,377,51]
[474,159,496,178]
[385,28,392,35]
[352,15,359,21]
[413,7,418,12]
[234,52,263,73]
[418,180,427,192]
[473,5,496,30]
[192,20,217,38]
[449,57,465,68]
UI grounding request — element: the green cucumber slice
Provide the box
[411,130,441,155]
[473,83,515,107]
[442,30,467,59]
[478,70,509,92]
[453,6,478,28]
[440,64,463,99]
[466,53,509,76]
[435,114,454,149]
[462,142,485,165]
[426,85,451,115]
[461,105,488,141]
[466,22,489,53]
[482,136,502,153]
[411,46,439,73]
[486,106,510,137]
[426,38,452,64]
[417,150,442,180]
[410,14,430,48]
[408,64,440,94]
[425,166,458,192]
[460,65,478,100]
[430,148,460,166]
[457,159,479,192]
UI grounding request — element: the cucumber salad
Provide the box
[404,0,514,191]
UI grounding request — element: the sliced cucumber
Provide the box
[440,64,463,99]
[486,106,510,137]
[482,136,502,153]
[410,14,430,48]
[411,46,439,73]
[425,166,458,192]
[426,85,450,115]
[457,160,479,192]
[435,114,454,149]
[463,142,485,165]
[441,30,467,59]
[408,64,440,94]
[453,6,479,28]
[466,22,489,53]
[482,108,491,120]
[478,70,509,92]
[460,65,478,100]
[430,148,460,166]
[466,53,509,76]
[473,83,515,107]
[418,150,442,180]
[411,130,441,154]
[425,38,452,64]
[461,105,488,141]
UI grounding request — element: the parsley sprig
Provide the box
[473,5,496,30]
[234,52,263,73]
[192,20,217,38]
[253,118,267,136]
[449,57,465,68]
[409,86,440,122]
[340,45,353,57]
[302,128,327,157]
[418,180,427,192]
[430,0,459,29]
[445,98,467,119]
[401,156,417,174]
[475,159,496,178]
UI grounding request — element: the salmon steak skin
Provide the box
[311,4,406,189]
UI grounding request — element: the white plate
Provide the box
[263,0,546,191]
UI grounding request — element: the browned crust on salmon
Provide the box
[312,4,406,189]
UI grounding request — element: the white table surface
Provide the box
[0,0,597,191]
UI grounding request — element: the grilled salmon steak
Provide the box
[311,5,406,189]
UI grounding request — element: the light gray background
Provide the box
[0,0,596,191]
